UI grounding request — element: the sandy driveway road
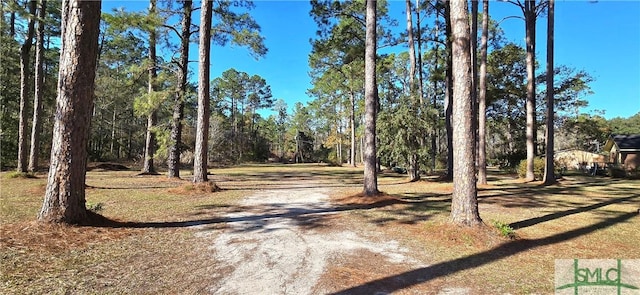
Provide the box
[194,183,426,295]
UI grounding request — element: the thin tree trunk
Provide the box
[167,0,192,178]
[360,135,364,164]
[450,0,481,226]
[414,0,424,104]
[18,0,37,173]
[431,21,439,173]
[470,0,478,166]
[406,0,416,89]
[406,0,420,182]
[28,0,47,173]
[477,0,489,185]
[110,106,116,156]
[10,3,16,37]
[444,0,454,181]
[193,0,212,183]
[39,0,101,224]
[524,0,537,181]
[543,0,555,185]
[142,0,158,174]
[349,91,356,167]
[363,0,379,196]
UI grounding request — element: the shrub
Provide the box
[608,164,627,178]
[492,220,516,239]
[517,157,545,180]
[4,171,37,179]
[87,202,104,212]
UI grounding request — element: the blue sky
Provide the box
[103,0,640,120]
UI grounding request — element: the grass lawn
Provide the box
[1,164,638,294]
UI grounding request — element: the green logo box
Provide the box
[555,259,640,295]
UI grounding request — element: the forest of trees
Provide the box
[1,0,639,223]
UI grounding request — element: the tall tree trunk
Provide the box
[349,91,356,167]
[193,0,212,183]
[110,106,116,156]
[444,1,454,181]
[167,0,192,178]
[142,0,158,174]
[524,0,537,181]
[360,135,364,164]
[543,0,555,185]
[363,0,379,196]
[470,0,478,166]
[406,0,416,89]
[477,0,489,185]
[406,0,419,182]
[414,0,424,104]
[450,0,482,226]
[431,19,439,173]
[10,2,16,37]
[18,0,37,173]
[39,0,101,224]
[28,0,47,173]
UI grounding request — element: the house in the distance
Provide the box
[604,135,640,170]
[554,149,606,171]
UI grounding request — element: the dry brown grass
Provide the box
[325,173,640,294]
[1,164,638,294]
[0,168,243,294]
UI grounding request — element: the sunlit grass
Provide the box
[1,165,638,294]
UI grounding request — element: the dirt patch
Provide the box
[194,185,425,294]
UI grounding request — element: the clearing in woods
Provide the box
[1,163,638,294]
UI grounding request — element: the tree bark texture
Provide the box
[193,0,212,183]
[430,12,439,173]
[167,0,192,178]
[449,0,482,226]
[406,0,420,182]
[363,0,378,196]
[142,0,158,174]
[543,0,555,185]
[405,0,416,90]
[349,91,356,167]
[18,0,37,173]
[414,0,424,104]
[28,0,47,173]
[444,1,454,180]
[38,0,101,224]
[525,0,537,181]
[477,0,489,185]
[470,0,478,165]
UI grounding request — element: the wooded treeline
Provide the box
[3,0,635,173]
[2,0,639,224]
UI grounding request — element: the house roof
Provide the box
[608,135,640,151]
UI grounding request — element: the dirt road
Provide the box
[194,184,427,294]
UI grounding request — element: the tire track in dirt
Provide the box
[195,184,424,294]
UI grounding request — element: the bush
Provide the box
[628,167,640,180]
[497,151,526,169]
[517,157,546,180]
[4,171,37,179]
[492,220,516,239]
[608,164,627,178]
[609,165,640,179]
[87,202,104,212]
